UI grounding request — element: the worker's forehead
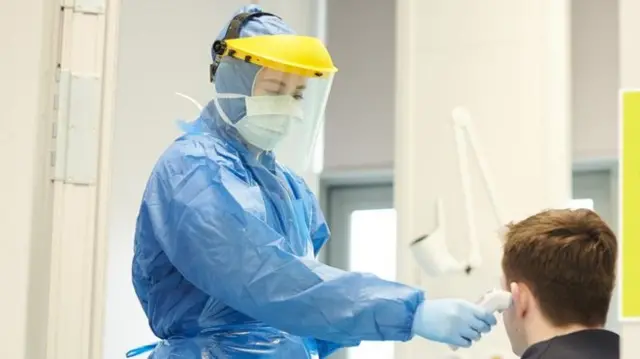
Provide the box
[255,68,306,85]
[252,68,308,96]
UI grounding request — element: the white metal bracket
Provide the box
[410,108,506,277]
[50,2,105,185]
[63,0,106,14]
[452,108,506,225]
[52,72,101,185]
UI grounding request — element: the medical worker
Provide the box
[129,6,497,359]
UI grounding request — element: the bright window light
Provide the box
[568,198,594,210]
[347,208,397,359]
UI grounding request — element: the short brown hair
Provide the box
[502,208,617,327]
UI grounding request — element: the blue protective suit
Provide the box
[130,6,424,359]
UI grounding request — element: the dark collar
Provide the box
[522,329,619,359]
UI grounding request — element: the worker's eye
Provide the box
[293,94,304,101]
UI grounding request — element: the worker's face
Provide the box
[252,68,308,101]
[501,276,528,356]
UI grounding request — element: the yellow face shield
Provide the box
[214,35,337,171]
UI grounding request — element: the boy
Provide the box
[501,209,619,358]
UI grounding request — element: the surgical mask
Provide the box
[213,91,304,151]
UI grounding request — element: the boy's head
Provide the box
[501,209,617,355]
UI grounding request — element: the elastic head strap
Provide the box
[209,11,280,83]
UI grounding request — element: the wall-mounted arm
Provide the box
[454,109,506,226]
[411,108,506,277]
[452,115,482,269]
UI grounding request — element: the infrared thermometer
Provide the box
[449,289,513,351]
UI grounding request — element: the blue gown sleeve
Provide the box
[298,181,359,356]
[316,340,347,358]
[304,182,330,256]
[146,149,424,344]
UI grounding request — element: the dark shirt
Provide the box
[522,329,619,359]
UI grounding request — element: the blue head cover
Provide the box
[178,5,295,134]
[214,5,295,125]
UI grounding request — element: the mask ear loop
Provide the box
[173,92,204,133]
[174,92,203,112]
[173,90,245,126]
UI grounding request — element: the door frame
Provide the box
[320,161,619,234]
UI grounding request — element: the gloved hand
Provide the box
[411,299,497,348]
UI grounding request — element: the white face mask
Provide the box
[213,92,304,151]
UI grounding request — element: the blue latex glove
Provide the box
[411,299,497,348]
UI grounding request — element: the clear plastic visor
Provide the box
[251,67,334,172]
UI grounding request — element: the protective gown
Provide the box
[131,7,424,359]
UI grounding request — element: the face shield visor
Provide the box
[250,67,333,172]
[215,35,337,172]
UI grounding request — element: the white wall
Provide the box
[324,0,619,172]
[572,0,619,162]
[324,0,396,171]
[102,1,318,358]
[0,0,57,358]
[394,1,571,358]
[620,0,640,88]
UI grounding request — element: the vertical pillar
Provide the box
[620,0,640,88]
[619,0,640,355]
[44,0,118,358]
[0,0,58,358]
[394,1,571,357]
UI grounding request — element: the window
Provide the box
[348,209,397,280]
[347,208,397,359]
[568,198,594,210]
